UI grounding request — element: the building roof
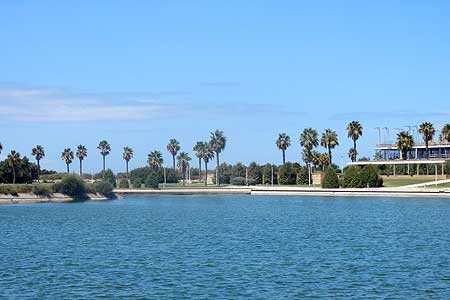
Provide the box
[348,159,448,166]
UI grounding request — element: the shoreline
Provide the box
[2,186,450,205]
[115,186,450,199]
[0,193,111,205]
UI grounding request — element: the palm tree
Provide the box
[348,148,357,162]
[347,121,363,162]
[177,152,191,186]
[31,145,45,182]
[193,141,206,182]
[0,142,2,155]
[209,129,226,186]
[167,139,180,169]
[123,146,134,178]
[7,150,20,184]
[320,129,338,166]
[396,131,414,160]
[442,124,450,143]
[276,133,291,164]
[318,153,329,171]
[300,128,319,164]
[147,150,163,170]
[311,150,321,170]
[201,144,215,186]
[61,148,74,173]
[418,122,435,159]
[97,140,111,173]
[76,145,88,176]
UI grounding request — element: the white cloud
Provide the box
[0,84,169,123]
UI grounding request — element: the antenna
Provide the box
[374,127,381,144]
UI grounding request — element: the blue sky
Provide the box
[1,1,450,173]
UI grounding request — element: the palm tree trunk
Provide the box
[328,147,332,166]
[37,160,40,183]
[426,140,429,159]
[182,166,186,186]
[79,159,83,176]
[67,163,70,174]
[102,155,106,173]
[12,167,16,184]
[198,158,202,183]
[216,153,220,186]
[353,140,357,162]
[282,150,286,165]
[126,160,129,178]
[205,162,208,186]
[172,155,176,170]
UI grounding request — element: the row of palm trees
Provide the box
[275,121,363,166]
[0,129,227,186]
[396,122,450,159]
[274,121,450,166]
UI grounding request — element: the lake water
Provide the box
[1,195,450,299]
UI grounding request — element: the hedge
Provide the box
[322,168,340,188]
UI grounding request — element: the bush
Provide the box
[296,166,309,185]
[0,184,34,195]
[247,162,263,184]
[95,180,114,195]
[132,178,143,188]
[278,163,297,185]
[262,164,277,184]
[212,163,233,184]
[101,169,116,187]
[342,166,364,188]
[360,165,383,188]
[54,175,86,197]
[118,179,129,188]
[321,168,340,188]
[145,172,159,189]
[85,183,96,194]
[247,178,257,186]
[230,177,246,186]
[32,184,53,197]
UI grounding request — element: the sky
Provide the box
[1,1,450,173]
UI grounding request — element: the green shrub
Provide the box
[247,178,257,186]
[132,178,143,188]
[247,162,263,184]
[118,179,129,188]
[32,184,53,197]
[296,166,309,185]
[0,184,33,195]
[101,169,116,187]
[322,168,340,188]
[54,175,86,197]
[230,177,246,186]
[262,164,277,184]
[278,163,298,185]
[360,165,383,188]
[145,172,159,189]
[85,183,96,194]
[95,180,114,195]
[212,163,233,184]
[342,166,364,188]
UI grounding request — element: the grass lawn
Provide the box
[428,182,450,189]
[159,183,231,189]
[382,178,435,187]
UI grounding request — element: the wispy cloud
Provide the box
[0,84,177,123]
[200,81,240,87]
[329,111,450,121]
[0,82,302,123]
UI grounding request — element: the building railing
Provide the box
[377,142,450,148]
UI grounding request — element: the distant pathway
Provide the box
[401,179,450,188]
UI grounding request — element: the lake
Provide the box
[1,195,450,299]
